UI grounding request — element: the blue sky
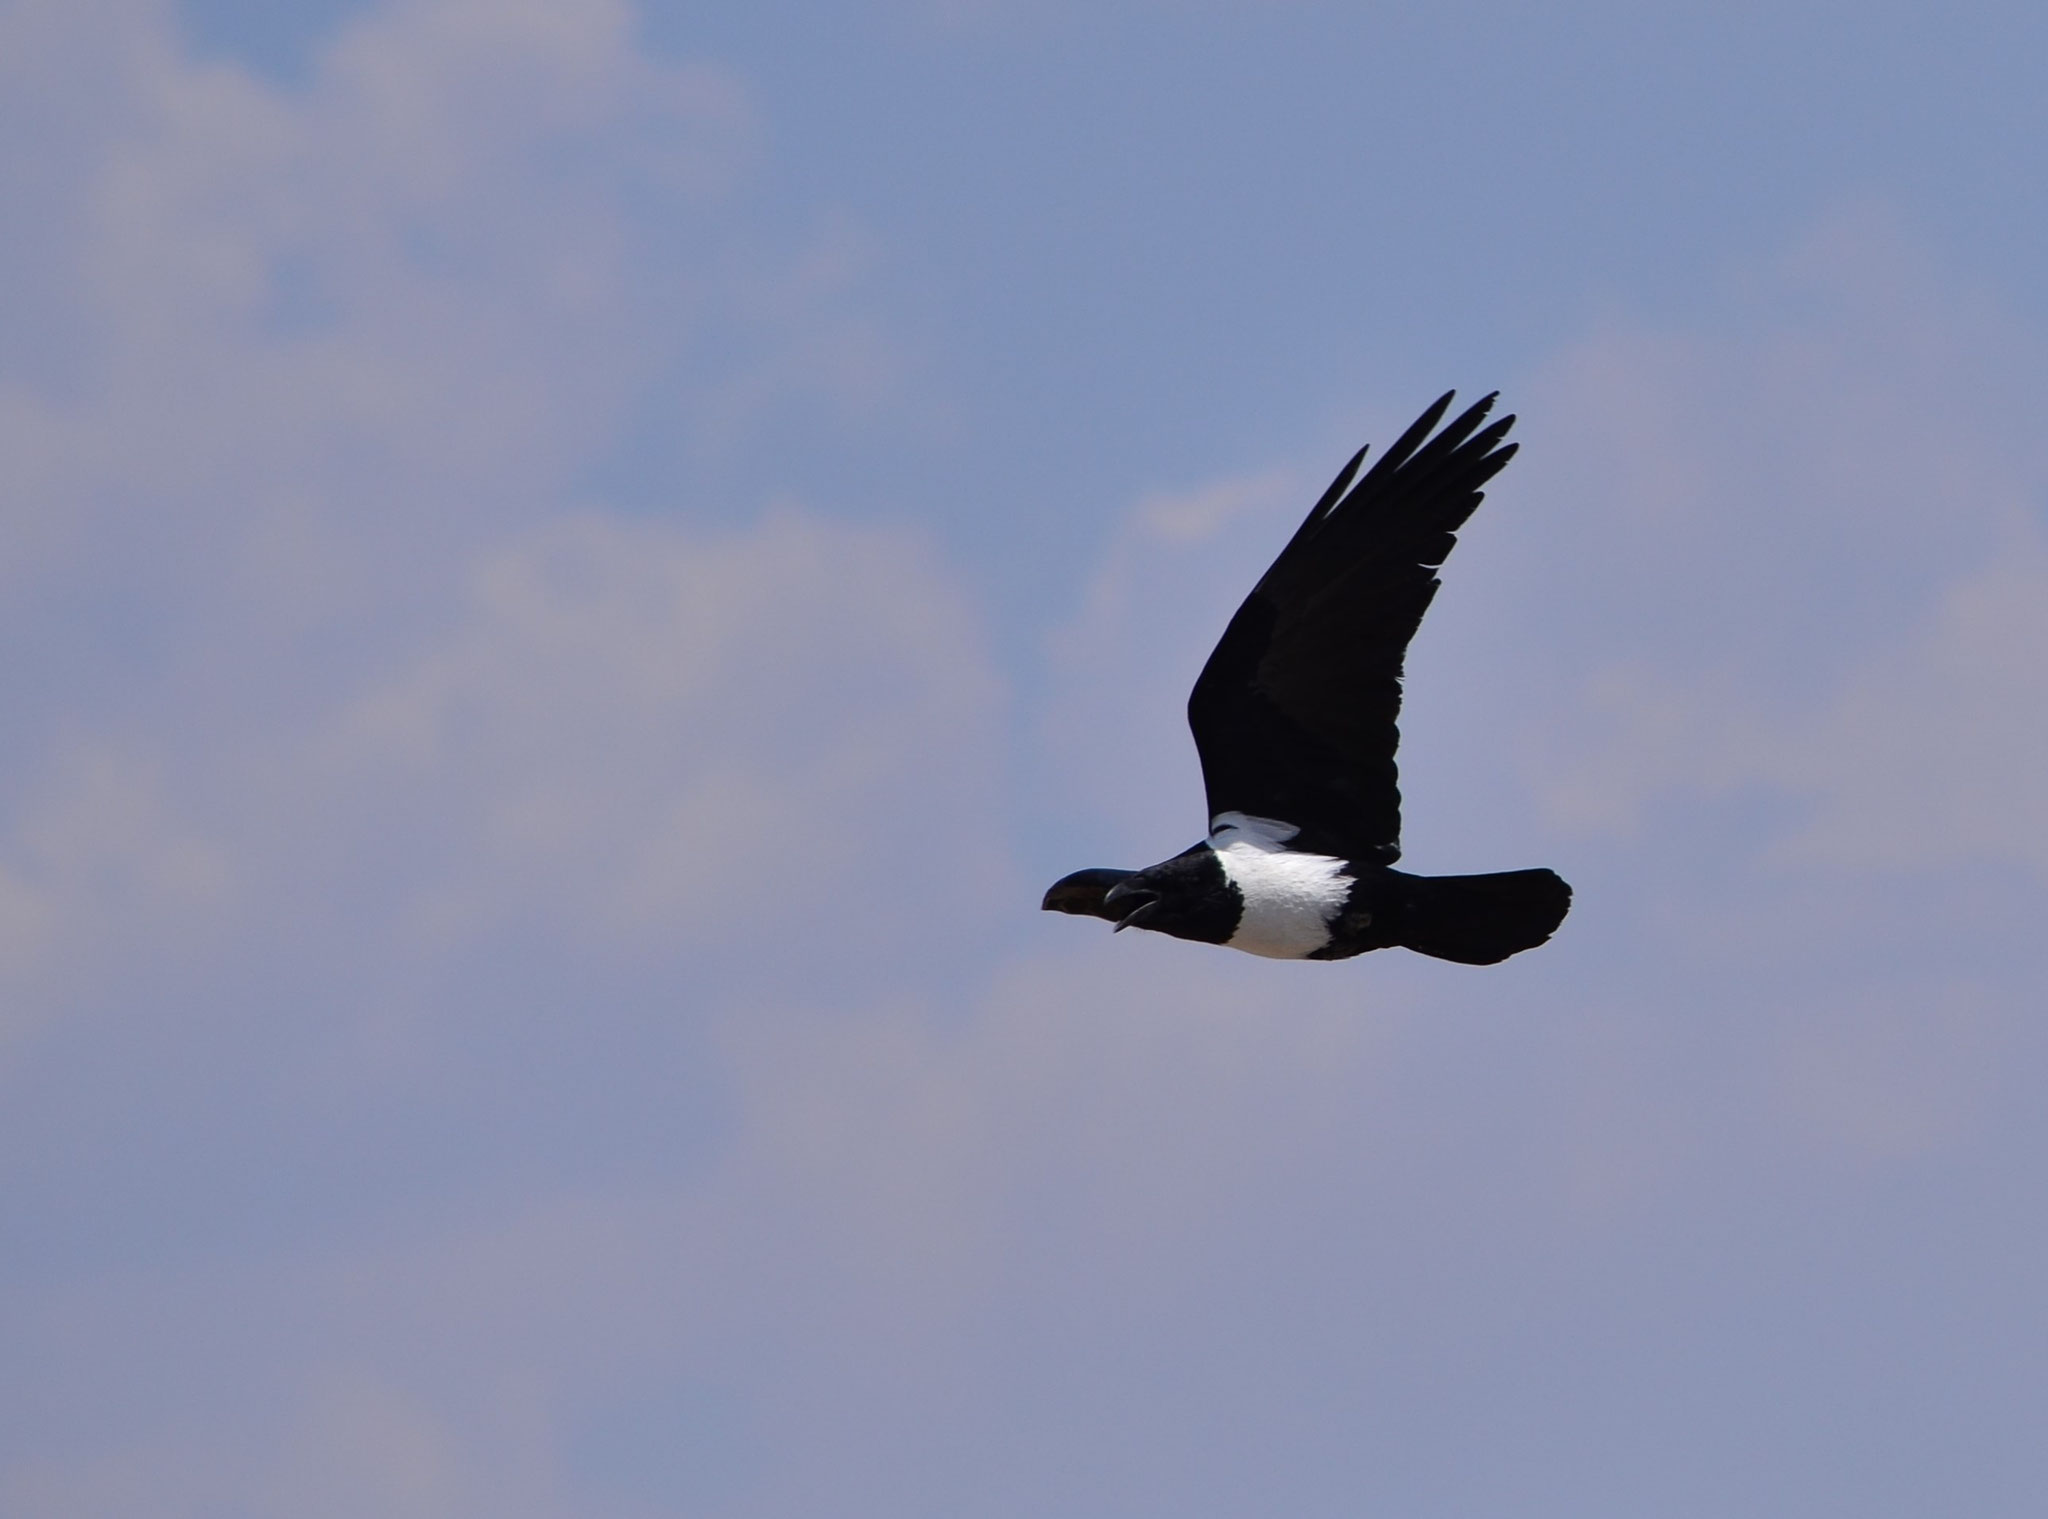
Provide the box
[4,1,2047,1514]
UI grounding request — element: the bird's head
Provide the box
[1040,846,1238,945]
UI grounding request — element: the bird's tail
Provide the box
[1392,868,1571,965]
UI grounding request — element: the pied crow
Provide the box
[1043,391,1570,964]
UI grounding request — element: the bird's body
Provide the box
[1044,392,1571,965]
[1209,813,1354,958]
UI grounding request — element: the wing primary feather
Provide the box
[1275,406,1515,584]
[1358,390,1460,485]
[1379,392,1499,484]
[1271,444,1370,562]
[1274,394,1484,573]
[1309,445,1370,523]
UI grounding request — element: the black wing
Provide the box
[1186,392,1517,863]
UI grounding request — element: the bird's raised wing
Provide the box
[1186,392,1516,863]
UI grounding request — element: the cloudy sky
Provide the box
[4,1,2047,1513]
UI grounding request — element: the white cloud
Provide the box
[0,487,1007,1057]
[1038,466,1301,853]
[0,0,993,1059]
[0,0,786,671]
[1770,541,2048,870]
[317,508,1007,956]
[1545,534,2048,870]
[1503,205,2048,871]
[0,746,230,1051]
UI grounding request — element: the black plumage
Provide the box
[1043,391,1570,966]
[1189,390,1515,863]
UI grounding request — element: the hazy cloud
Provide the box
[1501,205,2048,872]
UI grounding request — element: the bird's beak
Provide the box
[1042,867,1136,919]
[1101,878,1160,932]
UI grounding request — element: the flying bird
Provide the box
[1043,391,1570,964]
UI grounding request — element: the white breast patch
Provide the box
[1208,813,1350,959]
